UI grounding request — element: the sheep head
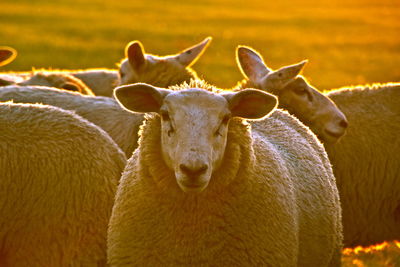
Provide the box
[118,37,211,87]
[115,83,277,193]
[237,46,348,143]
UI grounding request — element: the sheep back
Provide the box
[326,83,400,247]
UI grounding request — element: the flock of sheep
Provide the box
[0,37,398,266]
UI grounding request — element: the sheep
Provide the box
[107,80,343,266]
[0,46,16,67]
[0,37,211,96]
[324,83,400,247]
[67,36,212,96]
[117,37,211,89]
[237,46,400,247]
[16,71,95,95]
[0,85,144,157]
[0,101,127,266]
[71,68,119,96]
[236,46,348,144]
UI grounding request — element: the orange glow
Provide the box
[343,242,390,255]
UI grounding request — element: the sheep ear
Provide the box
[0,47,17,67]
[236,46,271,81]
[114,83,171,113]
[173,37,212,67]
[272,60,308,88]
[223,89,277,119]
[125,41,146,72]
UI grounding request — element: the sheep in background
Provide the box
[0,85,143,157]
[107,81,342,266]
[236,46,348,144]
[237,46,400,248]
[0,102,126,266]
[17,71,95,95]
[0,37,211,96]
[71,68,119,96]
[118,37,211,88]
[325,83,400,247]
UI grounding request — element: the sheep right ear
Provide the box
[125,41,146,72]
[236,46,271,81]
[114,83,171,113]
[0,46,17,67]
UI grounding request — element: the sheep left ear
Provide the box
[125,41,146,72]
[172,37,212,67]
[223,89,277,119]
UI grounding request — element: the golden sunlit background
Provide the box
[2,0,400,265]
[1,0,399,90]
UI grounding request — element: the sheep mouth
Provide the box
[324,129,344,139]
[178,180,208,193]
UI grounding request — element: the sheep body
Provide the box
[107,85,342,266]
[0,102,126,266]
[18,71,95,95]
[325,82,400,247]
[0,85,143,156]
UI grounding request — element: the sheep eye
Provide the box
[119,71,125,78]
[214,114,231,137]
[294,87,307,95]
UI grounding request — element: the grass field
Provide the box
[2,0,400,265]
[1,0,399,90]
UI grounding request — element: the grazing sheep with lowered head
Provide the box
[0,102,126,266]
[107,81,342,266]
[0,38,211,96]
[0,85,144,157]
[17,71,95,95]
[236,46,348,144]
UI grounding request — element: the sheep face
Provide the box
[114,83,277,193]
[237,46,348,143]
[276,77,348,143]
[118,37,211,87]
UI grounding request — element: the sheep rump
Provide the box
[0,102,126,266]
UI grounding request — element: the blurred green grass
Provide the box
[1,0,399,90]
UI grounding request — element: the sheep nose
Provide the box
[179,164,208,178]
[339,118,348,129]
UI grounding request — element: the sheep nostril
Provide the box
[179,164,208,177]
[339,119,348,129]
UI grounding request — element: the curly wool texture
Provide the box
[326,82,400,247]
[0,102,126,267]
[108,105,342,266]
[0,85,144,157]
